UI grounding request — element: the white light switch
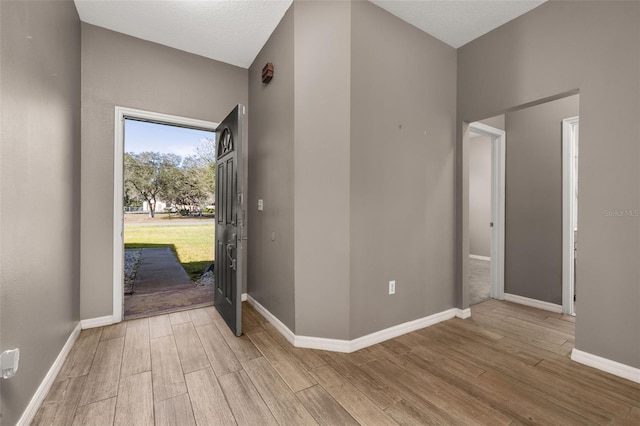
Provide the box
[258,199,264,211]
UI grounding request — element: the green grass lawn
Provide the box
[124,224,214,280]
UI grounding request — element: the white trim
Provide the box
[81,315,114,329]
[571,349,640,384]
[468,122,505,301]
[247,295,468,353]
[469,254,491,262]
[17,323,82,426]
[562,116,579,315]
[504,293,563,313]
[247,295,296,346]
[455,308,472,319]
[241,293,248,302]
[113,107,218,323]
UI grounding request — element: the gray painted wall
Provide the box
[349,0,457,338]
[469,135,491,258]
[0,1,81,423]
[504,95,579,304]
[293,0,352,339]
[457,1,639,367]
[80,24,248,320]
[248,7,296,330]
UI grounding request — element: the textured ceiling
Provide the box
[371,0,546,48]
[74,0,294,69]
[74,0,546,69]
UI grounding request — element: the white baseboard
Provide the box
[80,315,114,329]
[455,308,472,319]
[504,293,562,313]
[469,254,491,261]
[247,295,296,346]
[241,292,248,302]
[571,348,640,384]
[17,322,82,426]
[247,295,465,353]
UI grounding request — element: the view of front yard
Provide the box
[124,223,214,280]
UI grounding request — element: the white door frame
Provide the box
[468,122,506,300]
[113,106,218,322]
[562,116,579,315]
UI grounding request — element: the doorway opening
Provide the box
[114,107,218,322]
[562,116,579,315]
[464,92,580,316]
[468,121,505,305]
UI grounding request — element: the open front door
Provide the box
[215,105,245,336]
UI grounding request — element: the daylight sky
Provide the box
[124,119,215,158]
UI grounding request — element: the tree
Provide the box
[124,152,182,218]
[195,137,216,203]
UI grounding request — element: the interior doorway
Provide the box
[113,107,217,322]
[468,121,505,304]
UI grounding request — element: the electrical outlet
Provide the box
[1,348,20,379]
[389,280,396,295]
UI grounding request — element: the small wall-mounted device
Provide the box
[262,63,274,84]
[1,348,20,379]
[258,199,264,211]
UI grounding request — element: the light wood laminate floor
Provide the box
[33,299,640,425]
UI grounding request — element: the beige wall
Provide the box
[294,0,352,339]
[349,0,457,338]
[0,1,81,423]
[80,24,248,320]
[248,7,296,330]
[504,95,579,305]
[458,1,639,367]
[469,135,491,258]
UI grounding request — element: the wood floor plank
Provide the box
[150,335,187,402]
[126,317,149,329]
[218,370,279,426]
[196,323,242,377]
[114,371,154,426]
[149,314,173,339]
[296,385,359,426]
[384,399,442,426]
[58,328,101,380]
[209,308,262,363]
[361,356,503,426]
[248,330,316,392]
[188,307,213,326]
[261,321,326,370]
[477,371,595,425]
[155,393,197,426]
[169,310,191,325]
[242,356,317,425]
[78,337,124,406]
[172,321,210,373]
[72,397,116,426]
[184,367,236,426]
[120,321,151,378]
[32,376,86,426]
[100,322,127,341]
[319,349,401,409]
[309,364,399,425]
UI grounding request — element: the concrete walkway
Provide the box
[124,247,214,319]
[132,247,193,294]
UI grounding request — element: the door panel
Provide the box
[215,105,245,336]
